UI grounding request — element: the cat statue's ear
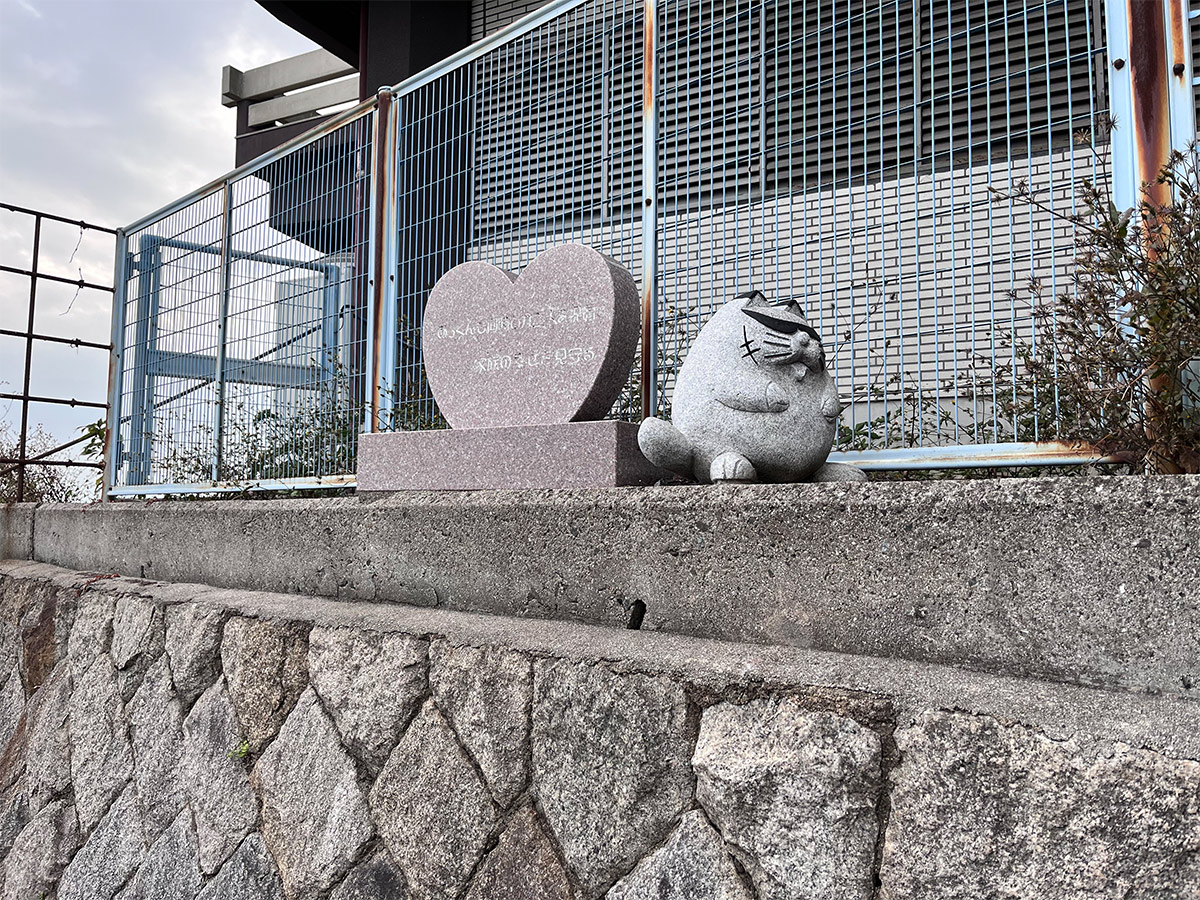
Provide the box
[735,289,769,307]
[769,296,808,318]
[737,290,809,322]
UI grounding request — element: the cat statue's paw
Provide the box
[710,451,758,483]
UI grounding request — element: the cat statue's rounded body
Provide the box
[638,291,865,484]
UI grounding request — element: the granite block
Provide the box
[357,422,665,491]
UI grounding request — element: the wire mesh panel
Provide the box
[650,0,1110,454]
[219,115,373,483]
[113,0,1193,492]
[391,0,645,430]
[116,190,226,488]
[109,108,375,492]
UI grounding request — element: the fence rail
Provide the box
[1,204,115,501]
[105,0,1195,495]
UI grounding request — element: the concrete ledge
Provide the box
[6,475,1199,699]
[0,504,33,561]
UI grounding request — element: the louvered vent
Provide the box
[762,0,917,192]
[918,0,1102,172]
[472,31,605,222]
[657,2,763,211]
[469,0,1101,212]
[665,0,1105,202]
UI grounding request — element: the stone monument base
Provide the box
[356,421,667,491]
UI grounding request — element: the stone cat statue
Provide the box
[638,290,866,484]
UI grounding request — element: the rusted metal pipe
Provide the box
[0,393,107,410]
[0,328,109,350]
[1127,0,1173,208]
[0,202,118,234]
[0,428,99,481]
[1,458,103,473]
[828,441,1111,471]
[0,265,115,293]
[1166,1,1189,87]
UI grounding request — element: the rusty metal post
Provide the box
[641,0,659,420]
[1128,0,1172,208]
[1104,0,1196,471]
[15,214,41,503]
[1163,0,1197,166]
[368,89,399,433]
[1106,0,1195,210]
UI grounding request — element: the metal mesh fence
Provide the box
[110,108,374,493]
[390,0,644,431]
[649,0,1111,452]
[118,191,224,488]
[108,0,1195,493]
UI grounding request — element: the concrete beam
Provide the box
[7,475,1198,700]
[246,77,359,129]
[222,49,356,107]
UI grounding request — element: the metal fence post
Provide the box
[641,0,659,420]
[211,181,235,483]
[1106,0,1196,211]
[103,230,129,500]
[1164,0,1197,160]
[369,90,399,433]
[15,214,41,503]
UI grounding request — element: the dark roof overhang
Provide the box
[256,1,362,68]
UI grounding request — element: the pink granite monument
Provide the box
[357,245,665,490]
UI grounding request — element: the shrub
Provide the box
[1,422,85,503]
[996,143,1200,473]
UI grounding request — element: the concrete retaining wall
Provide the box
[0,561,1197,900]
[3,476,1199,699]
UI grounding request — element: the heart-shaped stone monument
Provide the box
[357,245,663,491]
[421,244,640,429]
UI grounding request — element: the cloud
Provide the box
[0,0,321,442]
[10,0,41,18]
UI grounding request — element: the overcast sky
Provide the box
[0,0,320,459]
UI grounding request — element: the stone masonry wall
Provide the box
[1,561,1197,900]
